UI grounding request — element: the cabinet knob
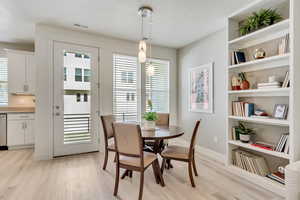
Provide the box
[55,112,60,116]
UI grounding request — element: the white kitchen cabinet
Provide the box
[7,50,36,95]
[7,120,25,146]
[7,113,35,147]
[24,119,34,144]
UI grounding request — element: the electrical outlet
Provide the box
[214,136,218,143]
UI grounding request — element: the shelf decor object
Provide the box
[226,0,300,197]
[188,62,214,113]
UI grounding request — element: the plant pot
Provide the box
[240,80,250,90]
[239,134,251,143]
[144,120,156,130]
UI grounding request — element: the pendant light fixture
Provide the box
[138,6,153,64]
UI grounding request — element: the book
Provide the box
[275,134,289,153]
[232,149,270,177]
[267,171,285,185]
[232,101,254,117]
[282,71,290,88]
[235,51,246,64]
[251,142,275,151]
[257,82,281,87]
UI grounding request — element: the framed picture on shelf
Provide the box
[188,62,214,113]
[273,104,288,119]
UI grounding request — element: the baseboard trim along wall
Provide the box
[195,145,226,164]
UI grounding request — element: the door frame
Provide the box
[52,41,100,157]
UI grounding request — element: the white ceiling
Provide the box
[0,0,252,48]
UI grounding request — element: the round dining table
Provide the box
[121,126,184,179]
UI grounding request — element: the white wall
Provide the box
[178,29,227,155]
[35,24,177,160]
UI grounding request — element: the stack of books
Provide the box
[282,71,290,88]
[257,82,281,89]
[278,34,289,55]
[232,102,254,117]
[231,127,239,140]
[275,133,289,154]
[267,171,285,185]
[232,149,270,176]
[251,141,275,151]
[231,51,246,65]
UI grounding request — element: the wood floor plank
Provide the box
[0,149,284,200]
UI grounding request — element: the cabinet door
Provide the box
[24,120,34,145]
[7,52,26,93]
[26,55,36,95]
[7,120,25,146]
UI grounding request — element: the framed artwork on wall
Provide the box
[188,62,214,113]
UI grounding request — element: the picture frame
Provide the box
[273,104,288,119]
[188,62,214,113]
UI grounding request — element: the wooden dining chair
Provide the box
[155,113,170,126]
[100,115,116,170]
[160,120,201,187]
[112,122,165,200]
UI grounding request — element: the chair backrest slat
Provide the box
[189,120,201,158]
[156,113,170,126]
[112,122,143,158]
[101,115,115,140]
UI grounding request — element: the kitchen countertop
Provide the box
[0,107,35,113]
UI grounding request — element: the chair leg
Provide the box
[154,159,165,187]
[113,162,120,196]
[138,171,144,200]
[152,163,160,184]
[192,151,198,176]
[102,149,108,170]
[161,158,166,175]
[188,161,196,187]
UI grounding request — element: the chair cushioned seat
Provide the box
[161,145,189,160]
[120,152,157,168]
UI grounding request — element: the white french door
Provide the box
[53,42,99,157]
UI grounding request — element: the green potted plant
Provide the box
[235,122,255,143]
[143,100,158,130]
[239,8,282,36]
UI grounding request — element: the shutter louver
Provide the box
[145,59,170,113]
[0,57,8,106]
[113,54,138,122]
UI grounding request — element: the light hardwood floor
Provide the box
[0,149,284,200]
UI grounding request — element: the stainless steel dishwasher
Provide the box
[0,114,8,150]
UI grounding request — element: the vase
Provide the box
[239,134,251,143]
[240,80,250,90]
[144,120,156,130]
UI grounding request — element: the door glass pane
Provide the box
[63,51,91,144]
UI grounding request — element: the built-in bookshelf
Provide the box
[226,0,300,197]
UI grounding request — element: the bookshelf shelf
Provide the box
[227,165,286,196]
[228,116,289,126]
[229,19,290,48]
[228,88,290,97]
[228,54,290,72]
[228,140,290,159]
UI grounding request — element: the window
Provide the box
[84,94,88,102]
[0,56,8,106]
[121,71,134,83]
[76,93,81,102]
[75,68,82,82]
[145,59,170,113]
[84,69,90,82]
[126,92,135,102]
[64,67,67,81]
[113,54,138,122]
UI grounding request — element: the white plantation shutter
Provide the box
[113,54,139,122]
[145,59,169,113]
[0,56,8,106]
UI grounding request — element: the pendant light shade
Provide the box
[139,40,147,51]
[138,50,147,63]
[147,63,155,76]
